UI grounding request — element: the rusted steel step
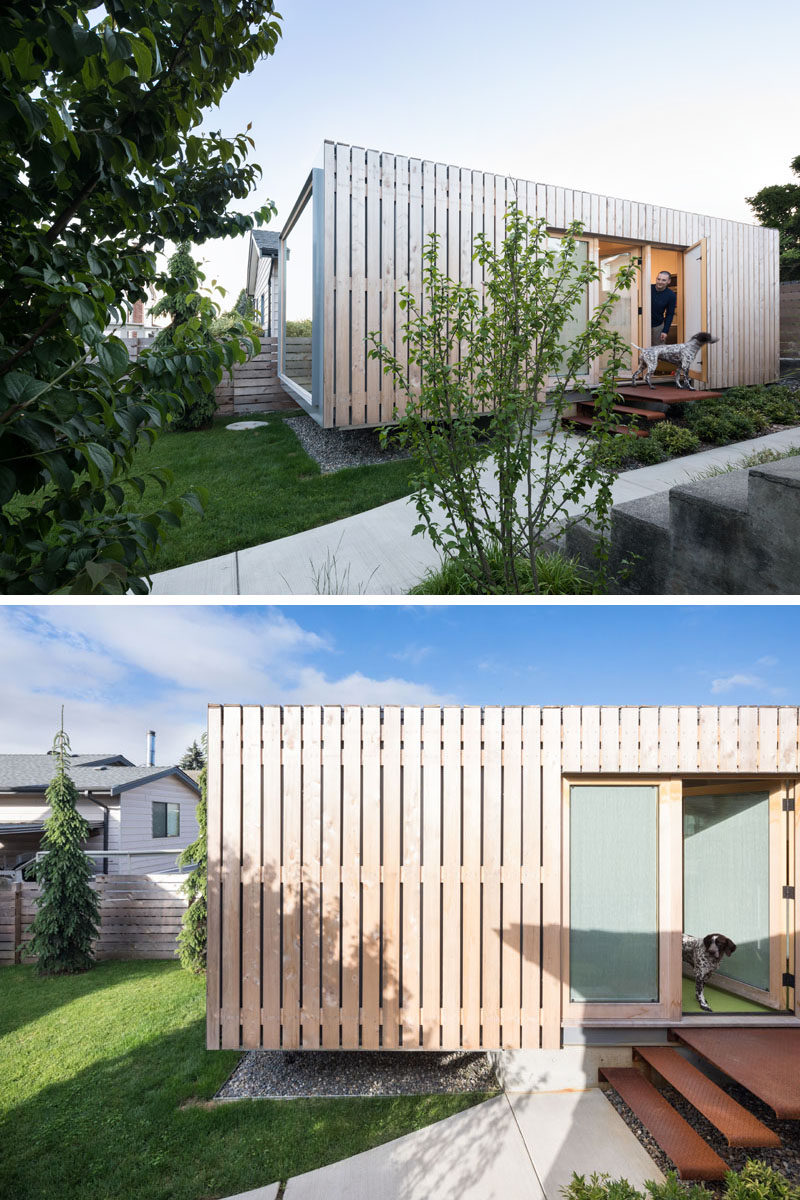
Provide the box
[673,1029,800,1119]
[562,414,648,437]
[634,1047,780,1148]
[599,1066,729,1180]
[577,400,666,421]
[615,384,721,403]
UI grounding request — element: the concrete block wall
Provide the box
[781,282,800,358]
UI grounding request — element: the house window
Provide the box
[152,801,180,838]
[545,235,590,374]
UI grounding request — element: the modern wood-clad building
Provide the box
[206,705,800,1053]
[275,142,780,429]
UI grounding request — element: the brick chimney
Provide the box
[132,299,144,325]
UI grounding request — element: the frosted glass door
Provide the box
[683,791,770,993]
[570,785,659,1002]
[598,252,638,376]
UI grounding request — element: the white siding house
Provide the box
[0,754,200,876]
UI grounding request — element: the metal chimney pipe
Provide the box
[146,730,156,766]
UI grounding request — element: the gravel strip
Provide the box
[216,1050,498,1100]
[284,412,409,473]
[604,1076,800,1193]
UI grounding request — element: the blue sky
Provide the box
[0,603,795,764]
[182,0,800,315]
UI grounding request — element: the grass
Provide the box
[684,444,800,482]
[126,414,416,573]
[0,962,494,1200]
[411,546,598,594]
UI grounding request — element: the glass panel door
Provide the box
[597,249,639,377]
[570,784,658,1002]
[684,790,770,994]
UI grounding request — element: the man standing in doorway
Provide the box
[651,270,677,344]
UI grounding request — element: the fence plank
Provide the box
[501,707,522,1048]
[241,707,262,1048]
[441,707,462,1048]
[341,707,361,1047]
[221,705,242,1049]
[521,707,541,1048]
[482,708,502,1048]
[206,706,222,1048]
[401,707,422,1045]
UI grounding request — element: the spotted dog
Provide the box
[682,933,737,1012]
[631,331,719,389]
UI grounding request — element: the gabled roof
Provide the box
[246,228,280,297]
[0,755,200,797]
[251,229,280,256]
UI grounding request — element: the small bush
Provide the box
[411,545,598,594]
[286,318,312,336]
[628,435,668,465]
[649,422,701,456]
[686,384,800,445]
[560,1164,800,1200]
[724,1161,800,1200]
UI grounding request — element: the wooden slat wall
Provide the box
[8,875,188,964]
[208,705,800,1051]
[320,142,779,426]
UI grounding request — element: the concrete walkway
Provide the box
[150,428,800,596]
[221,1089,664,1200]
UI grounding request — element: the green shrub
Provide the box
[286,318,312,336]
[724,1161,800,1200]
[685,399,759,444]
[628,435,668,466]
[686,384,800,445]
[411,545,598,595]
[649,422,701,456]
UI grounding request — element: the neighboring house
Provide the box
[0,753,201,875]
[273,141,780,428]
[246,229,280,335]
[106,293,161,360]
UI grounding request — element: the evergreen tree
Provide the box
[26,718,100,974]
[234,288,255,319]
[179,738,206,771]
[177,764,207,973]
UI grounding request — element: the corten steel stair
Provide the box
[563,382,722,438]
[600,1029,800,1181]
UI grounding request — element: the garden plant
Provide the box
[369,209,636,594]
[0,1,281,593]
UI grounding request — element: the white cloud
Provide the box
[711,673,767,694]
[756,655,778,667]
[0,606,448,763]
[390,644,433,666]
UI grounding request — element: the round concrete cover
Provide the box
[226,421,269,430]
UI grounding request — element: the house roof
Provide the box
[0,755,200,797]
[251,229,280,256]
[246,229,280,297]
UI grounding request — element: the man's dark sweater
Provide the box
[651,284,676,335]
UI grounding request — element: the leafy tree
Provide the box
[0,2,281,593]
[179,736,206,770]
[177,763,207,973]
[747,155,800,280]
[369,210,635,594]
[25,718,100,974]
[233,288,255,319]
[151,241,203,329]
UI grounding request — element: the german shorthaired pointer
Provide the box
[631,331,719,390]
[682,933,737,1012]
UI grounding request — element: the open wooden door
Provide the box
[683,238,708,383]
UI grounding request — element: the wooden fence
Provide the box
[781,281,800,358]
[207,704,800,1053]
[215,338,301,416]
[0,874,188,964]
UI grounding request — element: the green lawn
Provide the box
[130,414,416,573]
[0,962,492,1200]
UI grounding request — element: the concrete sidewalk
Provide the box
[150,428,800,596]
[221,1089,663,1200]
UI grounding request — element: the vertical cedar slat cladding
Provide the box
[320,706,342,1047]
[241,707,262,1048]
[262,707,282,1047]
[382,707,402,1047]
[421,706,442,1046]
[209,705,799,1052]
[501,707,522,1048]
[365,150,381,424]
[281,707,302,1049]
[361,707,381,1047]
[482,708,502,1048]
[521,707,542,1048]
[220,705,241,1049]
[461,706,482,1048]
[440,707,462,1047]
[301,706,322,1047]
[341,707,361,1046]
